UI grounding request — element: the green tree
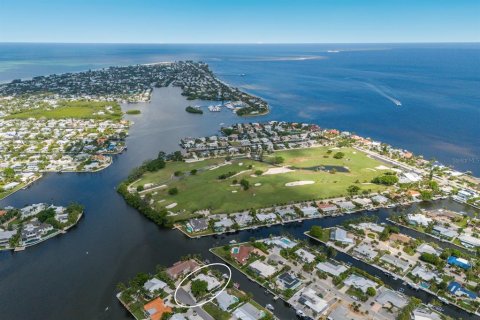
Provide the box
[191,280,208,298]
[366,287,376,296]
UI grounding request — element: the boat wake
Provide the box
[365,82,402,106]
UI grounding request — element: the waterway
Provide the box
[0,87,478,319]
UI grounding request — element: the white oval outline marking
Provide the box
[173,262,232,308]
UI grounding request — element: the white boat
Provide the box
[266,304,274,311]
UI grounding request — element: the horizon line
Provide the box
[1,41,479,45]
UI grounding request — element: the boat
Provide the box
[229,240,237,244]
[266,304,274,311]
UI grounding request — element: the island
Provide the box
[185,105,204,114]
[0,203,84,251]
[0,61,269,199]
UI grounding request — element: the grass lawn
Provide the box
[135,147,392,218]
[6,100,122,120]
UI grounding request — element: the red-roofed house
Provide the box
[231,245,254,265]
[143,298,172,320]
[166,259,199,280]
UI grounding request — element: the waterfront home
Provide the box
[249,260,277,278]
[355,222,385,233]
[232,212,254,227]
[380,254,410,273]
[295,248,316,264]
[458,234,480,248]
[143,278,168,296]
[265,237,298,249]
[353,243,378,260]
[231,245,254,265]
[276,208,297,221]
[343,274,376,293]
[316,261,348,277]
[330,227,354,245]
[232,302,265,320]
[336,201,356,212]
[447,256,471,270]
[299,206,320,217]
[327,305,360,320]
[412,307,442,320]
[432,225,458,240]
[255,212,277,223]
[352,198,372,208]
[316,203,338,214]
[193,273,221,291]
[166,259,199,279]
[143,297,172,320]
[447,281,477,299]
[215,291,238,311]
[20,203,47,218]
[371,194,389,205]
[297,287,328,314]
[213,217,234,232]
[375,288,408,309]
[277,272,301,290]
[20,221,53,245]
[411,265,440,282]
[0,229,16,246]
[186,218,208,233]
[416,243,441,256]
[407,213,433,227]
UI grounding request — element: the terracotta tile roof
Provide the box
[143,298,172,320]
[231,245,254,265]
[166,259,199,279]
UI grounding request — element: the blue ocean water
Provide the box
[1,43,479,174]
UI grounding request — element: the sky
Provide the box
[0,0,479,43]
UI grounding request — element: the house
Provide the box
[166,260,199,279]
[344,274,376,293]
[416,243,441,256]
[231,245,254,265]
[265,237,298,249]
[316,203,338,214]
[411,265,439,282]
[194,274,221,291]
[216,291,238,311]
[330,227,354,244]
[186,218,208,233]
[407,213,432,227]
[355,222,384,233]
[447,281,477,299]
[300,206,320,217]
[352,198,372,208]
[20,203,47,218]
[381,254,410,272]
[432,225,458,240]
[336,201,356,211]
[0,229,16,246]
[412,307,442,320]
[143,298,172,320]
[277,272,301,290]
[375,289,408,309]
[447,256,471,270]
[233,212,254,227]
[213,217,234,232]
[232,302,265,320]
[371,195,389,204]
[327,305,363,320]
[458,234,480,248]
[256,212,277,223]
[316,261,348,277]
[353,244,378,260]
[295,248,316,263]
[297,288,328,314]
[143,278,168,295]
[249,260,277,278]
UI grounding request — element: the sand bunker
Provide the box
[254,183,262,186]
[165,203,177,209]
[285,180,315,187]
[264,167,295,175]
[375,165,390,170]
